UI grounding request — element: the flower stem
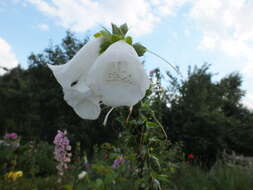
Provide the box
[147,49,183,78]
[151,110,168,140]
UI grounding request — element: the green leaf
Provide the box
[100,30,111,39]
[133,43,147,56]
[111,34,123,43]
[63,185,73,190]
[153,178,162,190]
[156,175,170,184]
[150,154,161,170]
[104,172,118,184]
[120,23,128,36]
[111,23,123,36]
[146,121,159,128]
[95,178,104,187]
[93,32,102,38]
[99,40,112,54]
[124,36,132,45]
[149,137,160,143]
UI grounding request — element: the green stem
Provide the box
[72,177,78,190]
[151,111,168,140]
[147,49,183,78]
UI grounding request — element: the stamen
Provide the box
[126,106,133,124]
[103,107,114,126]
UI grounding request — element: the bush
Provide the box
[16,141,56,177]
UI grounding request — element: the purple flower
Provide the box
[53,130,71,177]
[4,133,18,140]
[112,155,125,168]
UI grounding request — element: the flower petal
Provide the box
[48,38,102,120]
[63,81,100,120]
[87,40,150,107]
[73,99,101,120]
[48,37,102,88]
[63,82,91,107]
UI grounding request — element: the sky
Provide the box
[0,0,253,108]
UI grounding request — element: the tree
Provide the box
[165,64,253,166]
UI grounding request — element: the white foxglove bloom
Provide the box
[63,82,100,120]
[87,40,150,107]
[48,37,102,88]
[48,38,102,119]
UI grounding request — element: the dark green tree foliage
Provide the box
[165,64,253,165]
[0,32,119,160]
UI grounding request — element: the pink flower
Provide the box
[4,133,18,140]
[53,130,71,178]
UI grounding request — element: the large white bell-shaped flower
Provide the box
[87,40,150,107]
[48,38,102,119]
[48,37,102,88]
[63,82,101,120]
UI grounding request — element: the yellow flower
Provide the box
[6,171,14,179]
[5,171,23,181]
[12,171,23,180]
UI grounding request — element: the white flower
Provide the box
[48,38,102,119]
[63,82,100,120]
[49,38,150,120]
[87,40,150,107]
[48,38,102,88]
[78,171,87,180]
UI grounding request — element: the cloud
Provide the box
[37,23,49,31]
[0,38,18,75]
[190,0,253,61]
[27,0,188,36]
[242,94,253,110]
[187,0,253,108]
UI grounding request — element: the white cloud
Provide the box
[37,23,49,31]
[187,0,253,108]
[190,0,253,60]
[242,94,253,110]
[27,0,188,36]
[0,38,18,75]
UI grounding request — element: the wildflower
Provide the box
[78,171,87,180]
[4,133,17,140]
[49,35,150,121]
[87,40,150,107]
[112,155,125,168]
[48,38,102,120]
[187,154,195,159]
[3,133,20,148]
[5,171,23,181]
[53,130,72,177]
